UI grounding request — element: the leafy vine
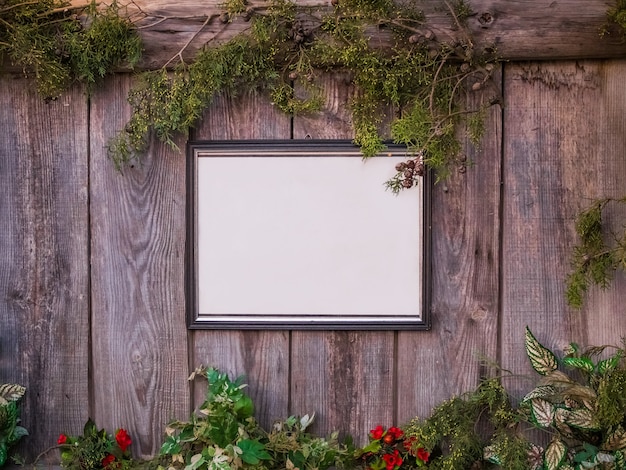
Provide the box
[105,0,501,188]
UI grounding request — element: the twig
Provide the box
[162,13,218,69]
[37,3,95,17]
[0,0,40,14]
[428,50,450,114]
[442,0,473,50]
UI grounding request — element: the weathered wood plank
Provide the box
[291,74,395,445]
[191,89,291,431]
[89,74,190,458]
[500,60,626,401]
[89,0,626,69]
[396,69,503,424]
[191,332,291,429]
[0,77,90,460]
[290,331,395,445]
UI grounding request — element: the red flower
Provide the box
[388,427,404,440]
[57,434,67,445]
[370,425,385,440]
[102,454,116,468]
[115,429,132,453]
[416,448,430,463]
[382,450,403,470]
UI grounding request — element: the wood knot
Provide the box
[470,308,488,322]
[478,11,494,28]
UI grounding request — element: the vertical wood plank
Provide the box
[291,74,395,444]
[191,89,292,430]
[396,69,503,423]
[0,76,90,460]
[501,60,626,400]
[290,331,395,443]
[89,75,190,458]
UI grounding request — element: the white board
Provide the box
[189,142,428,329]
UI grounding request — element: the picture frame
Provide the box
[186,140,431,329]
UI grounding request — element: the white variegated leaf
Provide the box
[522,385,558,403]
[530,398,555,428]
[544,439,567,470]
[525,327,558,376]
[564,408,601,431]
[603,426,626,451]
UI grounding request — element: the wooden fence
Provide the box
[2,57,626,462]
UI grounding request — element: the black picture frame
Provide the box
[186,140,431,330]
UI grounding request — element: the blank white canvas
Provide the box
[196,154,423,318]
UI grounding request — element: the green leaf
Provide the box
[10,425,28,441]
[530,398,555,428]
[603,426,626,451]
[522,385,558,403]
[544,439,567,470]
[525,327,558,376]
[160,436,182,455]
[564,408,601,431]
[185,453,207,470]
[0,384,25,402]
[562,356,595,374]
[598,352,622,375]
[237,439,270,465]
[233,395,254,418]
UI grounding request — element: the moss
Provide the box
[0,0,140,98]
[106,0,499,182]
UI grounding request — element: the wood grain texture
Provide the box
[0,76,90,459]
[192,88,291,140]
[291,75,396,445]
[191,89,291,431]
[396,69,503,423]
[89,75,190,458]
[290,331,395,445]
[76,0,626,69]
[500,60,626,401]
[191,331,290,429]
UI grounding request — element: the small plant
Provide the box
[397,328,626,470]
[0,383,27,467]
[357,425,429,469]
[510,327,626,470]
[566,197,626,308]
[158,366,353,470]
[57,419,133,470]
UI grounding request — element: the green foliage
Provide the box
[157,366,353,470]
[399,329,626,469]
[0,0,141,98]
[107,0,499,184]
[566,197,626,309]
[513,329,626,469]
[0,383,27,467]
[403,379,516,469]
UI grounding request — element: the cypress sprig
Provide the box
[566,197,626,308]
[0,0,141,98]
